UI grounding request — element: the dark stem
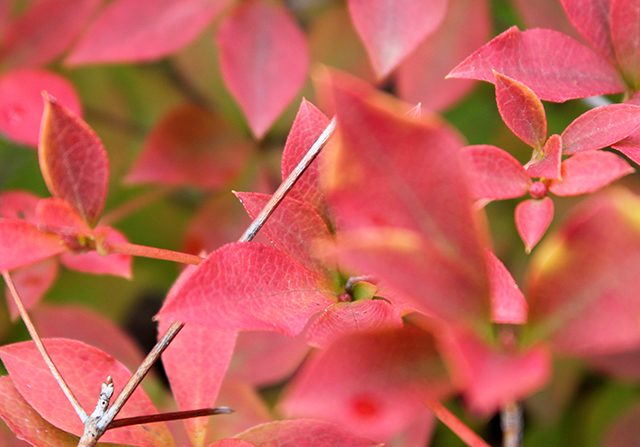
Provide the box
[108,407,233,429]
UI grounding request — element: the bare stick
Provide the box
[108,406,232,429]
[103,241,204,266]
[2,271,89,423]
[425,400,491,447]
[239,117,336,242]
[501,401,523,447]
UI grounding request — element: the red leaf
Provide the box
[486,250,527,325]
[527,190,640,354]
[157,242,335,337]
[515,197,554,253]
[306,299,403,349]
[0,376,77,447]
[347,0,448,78]
[31,304,145,371]
[459,145,531,200]
[66,0,230,65]
[0,0,101,68]
[494,72,547,148]
[39,94,108,227]
[441,328,551,415]
[216,0,309,139]
[0,220,65,271]
[448,26,624,102]
[611,0,640,89]
[281,99,331,218]
[513,0,583,42]
[562,104,640,154]
[526,134,562,180]
[560,0,615,63]
[613,132,640,164]
[228,331,310,388]
[397,0,492,111]
[280,328,451,442]
[5,259,58,320]
[322,72,489,326]
[549,151,634,196]
[0,339,173,447]
[58,227,132,278]
[159,318,237,446]
[0,69,80,147]
[0,190,40,221]
[126,104,252,189]
[235,419,381,447]
[235,192,333,277]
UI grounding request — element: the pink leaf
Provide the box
[515,197,554,253]
[126,104,252,189]
[228,331,310,388]
[159,318,237,446]
[0,339,173,447]
[560,0,615,63]
[494,72,547,148]
[613,132,640,164]
[0,69,80,147]
[39,94,108,227]
[306,299,404,349]
[0,0,101,68]
[611,0,640,89]
[0,190,40,221]
[31,304,145,371]
[280,328,451,442]
[235,419,381,447]
[216,0,309,139]
[66,0,230,65]
[527,190,640,354]
[549,151,634,196]
[0,220,65,271]
[562,104,640,154]
[397,0,492,111]
[281,99,331,218]
[441,328,551,415]
[157,242,335,337]
[0,376,77,447]
[235,192,333,277]
[448,26,624,102]
[526,134,562,180]
[59,226,132,278]
[347,0,448,78]
[485,250,527,325]
[513,0,583,42]
[5,259,58,320]
[459,145,530,200]
[210,440,255,447]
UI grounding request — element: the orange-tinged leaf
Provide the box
[0,376,77,447]
[347,0,448,79]
[280,328,451,442]
[0,220,65,271]
[494,72,547,149]
[235,419,382,447]
[39,94,108,227]
[216,0,309,138]
[0,69,80,147]
[126,104,252,189]
[157,242,335,337]
[322,71,489,326]
[66,0,231,65]
[0,339,174,447]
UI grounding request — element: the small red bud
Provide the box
[529,181,548,199]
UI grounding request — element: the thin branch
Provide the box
[501,401,523,447]
[107,406,232,429]
[238,117,336,242]
[2,271,89,423]
[103,241,204,265]
[100,187,173,226]
[425,400,492,447]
